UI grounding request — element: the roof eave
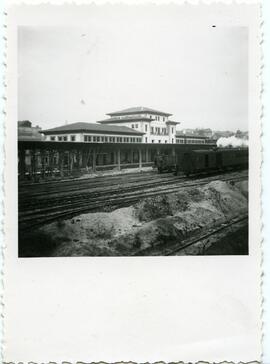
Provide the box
[98,118,152,124]
[166,121,179,125]
[107,111,172,117]
[42,129,144,136]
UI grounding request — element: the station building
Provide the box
[42,122,144,144]
[18,107,217,181]
[97,106,179,144]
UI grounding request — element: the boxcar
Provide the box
[175,148,248,176]
[176,150,217,176]
[216,149,248,170]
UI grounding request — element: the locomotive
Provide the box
[155,154,176,173]
[156,148,248,176]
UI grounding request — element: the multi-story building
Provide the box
[41,107,216,146]
[97,106,179,144]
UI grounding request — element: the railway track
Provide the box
[19,175,182,208]
[19,170,248,232]
[19,171,161,198]
[132,215,248,256]
[165,215,248,255]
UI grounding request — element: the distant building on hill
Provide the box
[235,130,249,140]
[212,130,235,139]
[179,128,213,138]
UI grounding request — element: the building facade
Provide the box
[41,107,216,146]
[175,132,216,145]
[98,106,179,144]
[42,122,144,143]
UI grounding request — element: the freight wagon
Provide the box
[175,148,248,176]
[155,148,248,176]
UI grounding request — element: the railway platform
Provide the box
[18,140,216,182]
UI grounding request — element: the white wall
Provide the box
[107,114,176,143]
[45,132,143,143]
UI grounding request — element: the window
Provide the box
[50,136,55,141]
[105,136,108,142]
[84,135,87,142]
[71,135,76,142]
[145,137,148,143]
[151,127,154,134]
[172,138,174,144]
[58,136,62,141]
[163,117,165,121]
[135,124,138,128]
[145,124,148,132]
[132,124,135,128]
[159,140,161,143]
[88,136,92,142]
[93,136,97,142]
[165,140,167,144]
[177,138,184,144]
[97,136,100,142]
[63,136,67,141]
[171,127,174,134]
[119,137,122,143]
[101,136,104,142]
[152,140,154,143]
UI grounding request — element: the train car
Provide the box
[175,148,248,176]
[216,148,248,170]
[176,150,217,176]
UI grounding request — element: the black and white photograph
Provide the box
[17,14,249,257]
[4,3,262,363]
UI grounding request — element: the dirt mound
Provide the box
[19,179,248,257]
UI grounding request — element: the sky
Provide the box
[18,12,248,132]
